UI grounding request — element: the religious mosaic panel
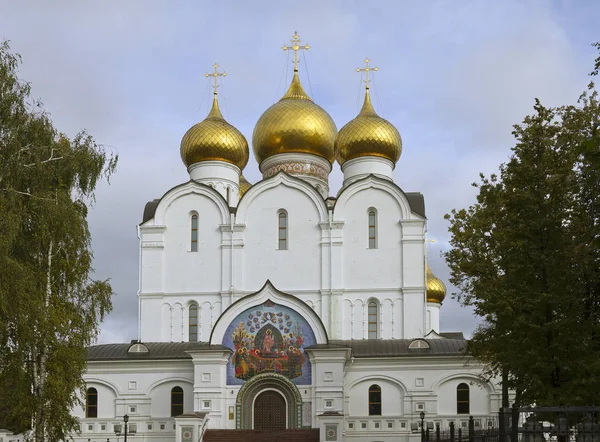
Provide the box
[223,300,315,385]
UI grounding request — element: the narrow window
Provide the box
[368,384,382,416]
[368,209,377,249]
[86,387,98,418]
[457,383,470,414]
[278,211,288,250]
[191,215,198,252]
[189,304,198,342]
[171,386,184,417]
[368,301,378,339]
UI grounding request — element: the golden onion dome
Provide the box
[252,71,337,164]
[335,87,402,166]
[426,265,447,304]
[239,174,252,197]
[180,93,249,170]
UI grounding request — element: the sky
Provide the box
[1,0,598,344]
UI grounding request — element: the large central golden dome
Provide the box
[335,88,402,166]
[252,71,337,164]
[180,93,249,170]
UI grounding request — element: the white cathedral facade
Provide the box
[73,39,501,442]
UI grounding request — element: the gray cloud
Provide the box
[1,0,597,344]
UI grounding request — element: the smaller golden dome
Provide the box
[252,71,337,164]
[426,265,447,304]
[335,88,402,165]
[239,174,252,197]
[180,93,249,170]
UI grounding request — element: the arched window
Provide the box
[189,304,198,342]
[86,387,98,418]
[368,209,377,249]
[191,214,198,252]
[171,386,184,417]
[368,301,378,339]
[278,210,288,250]
[457,383,470,414]
[368,384,382,416]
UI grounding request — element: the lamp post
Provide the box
[123,414,129,442]
[420,411,425,442]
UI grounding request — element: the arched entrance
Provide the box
[236,373,303,429]
[253,390,287,430]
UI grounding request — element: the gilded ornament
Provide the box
[180,64,249,170]
[426,265,446,304]
[239,175,252,197]
[335,58,402,165]
[252,33,337,164]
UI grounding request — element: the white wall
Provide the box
[241,184,322,291]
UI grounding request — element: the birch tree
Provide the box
[0,41,117,441]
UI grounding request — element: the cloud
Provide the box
[0,0,597,344]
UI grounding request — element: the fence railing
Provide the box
[426,417,499,442]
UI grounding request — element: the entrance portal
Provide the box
[253,390,287,430]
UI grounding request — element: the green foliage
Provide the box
[0,40,117,440]
[444,44,600,406]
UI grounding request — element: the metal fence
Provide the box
[498,406,600,442]
[426,417,499,442]
[426,407,600,442]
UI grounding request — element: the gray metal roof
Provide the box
[88,337,466,362]
[306,338,467,357]
[87,342,229,361]
[405,192,426,218]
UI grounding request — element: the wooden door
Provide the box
[254,390,286,430]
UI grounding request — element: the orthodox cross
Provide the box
[357,57,379,90]
[205,62,227,92]
[282,31,310,72]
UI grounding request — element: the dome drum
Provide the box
[341,155,394,187]
[260,152,331,198]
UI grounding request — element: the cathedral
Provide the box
[74,34,501,442]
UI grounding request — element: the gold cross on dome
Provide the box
[282,31,310,72]
[357,57,379,90]
[205,62,227,92]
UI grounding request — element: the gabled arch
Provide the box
[432,373,496,393]
[236,172,328,224]
[347,374,408,395]
[83,377,121,396]
[143,180,230,226]
[209,280,329,345]
[333,174,421,222]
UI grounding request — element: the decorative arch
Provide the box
[348,374,408,395]
[333,174,418,222]
[235,373,303,429]
[236,172,328,224]
[210,280,328,346]
[149,181,230,226]
[431,373,496,393]
[147,377,194,396]
[84,377,121,396]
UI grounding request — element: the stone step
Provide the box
[203,429,320,442]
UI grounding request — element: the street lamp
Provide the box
[123,414,129,442]
[420,411,425,442]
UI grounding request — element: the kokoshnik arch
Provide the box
[74,33,503,442]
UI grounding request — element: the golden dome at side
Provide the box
[335,88,402,165]
[426,265,447,304]
[180,93,249,170]
[239,174,252,197]
[252,71,337,164]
